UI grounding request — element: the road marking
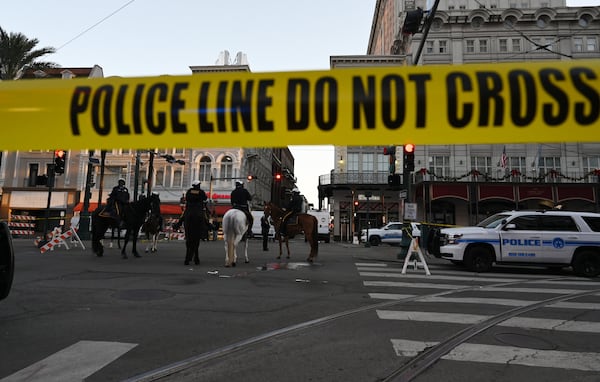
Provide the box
[355,262,388,267]
[364,281,466,290]
[378,310,600,333]
[364,281,586,295]
[1,340,137,382]
[369,293,416,300]
[391,340,600,372]
[359,271,522,283]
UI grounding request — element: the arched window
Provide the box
[199,156,212,182]
[220,156,233,180]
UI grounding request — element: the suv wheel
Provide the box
[464,246,493,273]
[369,236,381,246]
[572,250,600,277]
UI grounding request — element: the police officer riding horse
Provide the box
[100,178,130,220]
[230,181,253,238]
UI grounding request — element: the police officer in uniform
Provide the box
[260,213,271,251]
[230,181,253,237]
[102,178,130,219]
[280,187,302,237]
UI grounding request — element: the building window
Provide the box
[430,156,450,177]
[587,37,597,52]
[521,0,529,7]
[574,37,583,52]
[448,5,455,9]
[28,163,39,187]
[479,39,488,53]
[220,156,233,179]
[471,16,484,29]
[466,40,475,53]
[362,153,374,172]
[199,156,212,182]
[509,2,517,8]
[459,5,466,9]
[377,153,388,173]
[579,14,593,28]
[155,167,165,186]
[512,38,521,52]
[426,40,434,53]
[439,40,448,53]
[471,156,492,178]
[536,15,551,28]
[499,39,508,52]
[172,169,183,188]
[504,15,517,28]
[584,155,600,182]
[537,156,561,182]
[347,153,359,172]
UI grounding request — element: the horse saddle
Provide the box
[286,216,299,225]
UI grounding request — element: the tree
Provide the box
[0,26,57,80]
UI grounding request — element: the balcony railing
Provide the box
[319,168,600,186]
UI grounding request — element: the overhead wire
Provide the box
[57,0,136,51]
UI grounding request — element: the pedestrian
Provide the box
[261,212,271,251]
[182,180,208,265]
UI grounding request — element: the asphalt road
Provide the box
[1,237,599,382]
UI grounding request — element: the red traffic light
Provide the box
[353,200,359,206]
[404,143,415,153]
[247,175,255,181]
[274,173,282,181]
[54,149,66,158]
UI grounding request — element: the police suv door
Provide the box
[498,214,545,263]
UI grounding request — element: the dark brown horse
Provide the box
[264,202,318,263]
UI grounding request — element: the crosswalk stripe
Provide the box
[391,340,600,372]
[364,281,586,294]
[378,310,600,333]
[359,271,523,283]
[1,340,137,382]
[355,262,388,267]
[369,294,600,310]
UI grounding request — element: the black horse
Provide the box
[91,193,161,258]
[183,205,208,265]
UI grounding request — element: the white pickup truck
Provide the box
[430,210,600,277]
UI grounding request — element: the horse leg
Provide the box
[285,237,291,259]
[243,237,249,263]
[121,230,130,259]
[193,240,200,265]
[276,236,283,260]
[131,229,141,258]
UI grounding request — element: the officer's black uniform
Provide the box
[102,179,130,219]
[280,190,302,237]
[231,182,253,236]
[261,214,271,250]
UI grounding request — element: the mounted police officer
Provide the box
[280,187,303,237]
[101,178,130,220]
[230,181,253,237]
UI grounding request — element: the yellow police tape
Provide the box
[1,60,598,151]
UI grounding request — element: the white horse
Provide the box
[222,208,249,267]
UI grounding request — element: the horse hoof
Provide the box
[134,254,142,258]
[245,260,249,263]
[194,260,200,265]
[184,261,190,265]
[225,264,231,267]
[122,255,128,259]
[306,258,313,263]
[232,262,236,267]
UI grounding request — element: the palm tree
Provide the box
[0,26,57,80]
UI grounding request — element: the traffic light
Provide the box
[274,173,282,181]
[382,146,396,156]
[403,8,424,35]
[403,144,415,172]
[247,175,255,181]
[54,149,67,175]
[353,200,359,207]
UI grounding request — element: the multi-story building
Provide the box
[0,58,297,235]
[319,0,600,242]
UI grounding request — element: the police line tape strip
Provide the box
[1,60,598,151]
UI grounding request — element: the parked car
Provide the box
[430,210,600,276]
[360,222,421,246]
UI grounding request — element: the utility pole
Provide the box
[79,150,96,240]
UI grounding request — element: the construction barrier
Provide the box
[8,215,36,237]
[38,226,85,253]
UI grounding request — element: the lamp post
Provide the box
[364,191,372,248]
[79,150,96,240]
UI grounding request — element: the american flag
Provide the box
[500,146,508,168]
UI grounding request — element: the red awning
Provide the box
[478,185,515,201]
[517,185,553,201]
[431,184,469,200]
[208,205,232,216]
[556,186,596,202]
[73,202,184,216]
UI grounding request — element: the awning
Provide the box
[208,205,232,216]
[478,185,515,201]
[517,185,553,201]
[431,184,469,201]
[73,202,184,216]
[556,186,596,202]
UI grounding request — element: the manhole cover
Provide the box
[113,289,175,301]
[495,332,557,350]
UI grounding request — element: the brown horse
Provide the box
[264,202,318,263]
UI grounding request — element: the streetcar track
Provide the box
[122,274,599,382]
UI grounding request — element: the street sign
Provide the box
[404,203,417,220]
[399,190,407,199]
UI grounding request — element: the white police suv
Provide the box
[431,210,600,277]
[360,222,421,246]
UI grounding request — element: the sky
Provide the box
[2,0,596,206]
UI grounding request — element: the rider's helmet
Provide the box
[235,181,243,188]
[118,178,126,185]
[292,187,300,193]
[192,180,201,188]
